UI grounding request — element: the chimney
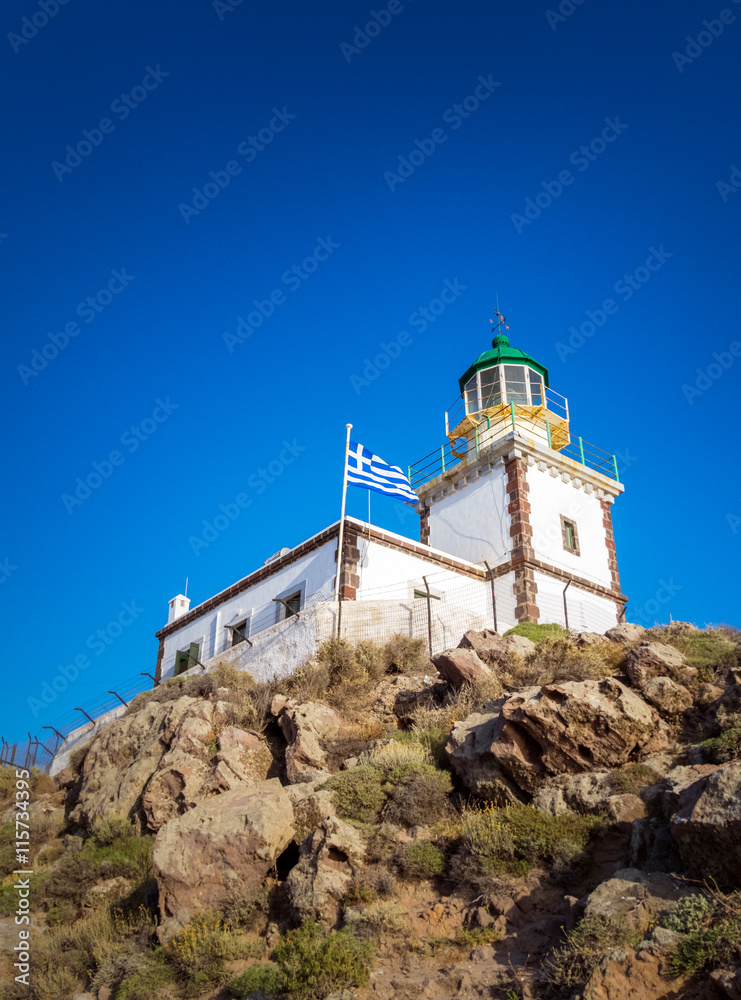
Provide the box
[168,594,191,624]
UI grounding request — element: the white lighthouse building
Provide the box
[153,324,626,683]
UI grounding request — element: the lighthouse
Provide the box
[410,318,626,629]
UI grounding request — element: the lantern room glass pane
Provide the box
[504,365,528,406]
[529,369,543,405]
[480,367,502,408]
[464,375,478,414]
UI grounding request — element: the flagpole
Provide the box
[334,423,353,603]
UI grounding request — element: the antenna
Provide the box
[184,577,188,598]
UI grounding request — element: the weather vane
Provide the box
[489,294,509,336]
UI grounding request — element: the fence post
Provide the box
[440,446,446,474]
[510,401,516,431]
[483,561,498,633]
[562,579,572,631]
[422,576,433,656]
[578,437,585,465]
[337,595,343,640]
[612,454,620,483]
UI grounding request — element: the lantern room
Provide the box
[445,331,571,457]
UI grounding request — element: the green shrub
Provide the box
[607,762,660,795]
[346,901,408,940]
[504,622,567,643]
[668,913,741,976]
[382,765,452,827]
[382,634,428,674]
[701,727,741,764]
[229,921,373,1000]
[274,921,373,999]
[90,814,136,847]
[458,803,600,881]
[455,926,501,947]
[166,911,253,990]
[115,953,176,1000]
[662,893,716,934]
[656,628,738,675]
[397,723,450,767]
[546,914,641,989]
[398,841,446,880]
[324,765,387,823]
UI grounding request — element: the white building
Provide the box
[154,329,626,683]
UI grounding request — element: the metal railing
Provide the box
[444,385,569,438]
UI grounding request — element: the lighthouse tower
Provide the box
[410,318,626,630]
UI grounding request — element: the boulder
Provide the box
[532,772,647,823]
[432,648,492,689]
[625,642,686,687]
[640,676,693,715]
[285,814,365,927]
[583,948,690,1000]
[605,623,646,644]
[68,695,273,833]
[696,683,725,706]
[369,675,437,725]
[576,632,612,648]
[458,630,536,666]
[583,869,686,932]
[153,779,294,940]
[445,705,522,804]
[489,678,669,792]
[278,702,341,783]
[708,967,741,1000]
[670,761,741,885]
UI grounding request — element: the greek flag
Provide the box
[347,441,418,504]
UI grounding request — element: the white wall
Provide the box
[527,465,611,588]
[159,538,338,679]
[427,464,510,566]
[533,570,619,633]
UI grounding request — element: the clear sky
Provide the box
[2,0,740,742]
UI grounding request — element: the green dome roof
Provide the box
[458,334,549,391]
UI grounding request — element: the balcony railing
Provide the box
[409,406,619,490]
[445,385,569,439]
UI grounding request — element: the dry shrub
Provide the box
[545,913,641,990]
[346,900,409,940]
[396,841,446,880]
[383,634,429,675]
[382,766,453,828]
[501,637,625,690]
[166,910,253,987]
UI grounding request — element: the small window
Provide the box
[230,620,250,646]
[174,642,200,676]
[561,516,580,556]
[413,588,441,600]
[284,592,301,618]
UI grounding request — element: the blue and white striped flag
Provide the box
[347,441,418,504]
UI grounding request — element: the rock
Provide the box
[153,779,294,940]
[69,695,273,833]
[446,705,522,803]
[459,630,537,667]
[72,994,96,1000]
[641,676,693,715]
[431,648,492,689]
[605,793,647,824]
[696,683,724,706]
[647,925,681,950]
[286,814,365,927]
[584,869,685,933]
[84,876,133,907]
[270,694,291,717]
[97,989,113,1000]
[605,623,646,644]
[583,948,690,1000]
[670,761,741,884]
[533,772,647,823]
[708,967,741,1000]
[625,642,686,687]
[489,678,669,793]
[661,763,720,815]
[278,701,341,783]
[370,675,437,725]
[576,632,612,647]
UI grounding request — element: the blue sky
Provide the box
[2,0,740,742]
